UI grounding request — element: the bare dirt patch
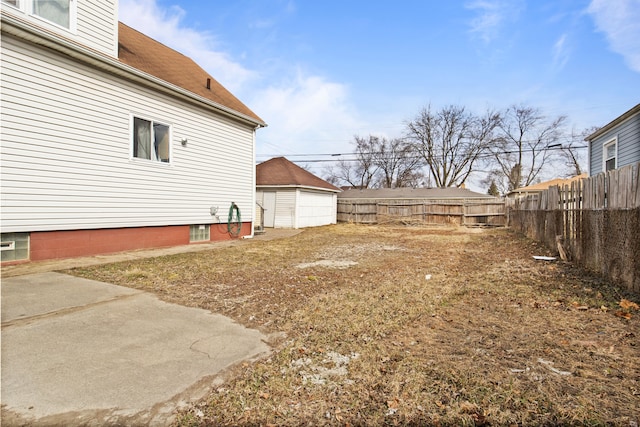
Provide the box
[69,224,640,426]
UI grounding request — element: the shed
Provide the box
[256,157,341,229]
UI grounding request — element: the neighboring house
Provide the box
[256,157,341,229]
[586,103,640,175]
[506,174,588,199]
[0,1,265,263]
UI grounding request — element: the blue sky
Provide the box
[119,0,640,185]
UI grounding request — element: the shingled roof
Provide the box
[507,173,587,197]
[338,187,495,200]
[256,157,341,192]
[118,22,264,125]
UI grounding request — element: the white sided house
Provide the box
[0,0,266,263]
[256,157,341,229]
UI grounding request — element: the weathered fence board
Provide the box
[508,162,640,294]
[338,199,506,226]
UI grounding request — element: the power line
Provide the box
[257,144,588,164]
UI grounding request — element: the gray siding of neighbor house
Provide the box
[590,113,640,175]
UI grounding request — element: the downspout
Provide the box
[244,125,261,239]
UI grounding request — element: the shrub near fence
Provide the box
[508,163,640,294]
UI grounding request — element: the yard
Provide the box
[70,224,640,426]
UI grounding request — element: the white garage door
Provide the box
[297,191,336,228]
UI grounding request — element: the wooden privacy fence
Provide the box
[337,199,506,226]
[508,163,640,294]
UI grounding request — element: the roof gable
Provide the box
[256,157,340,192]
[586,103,640,142]
[117,23,264,125]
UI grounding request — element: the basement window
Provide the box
[132,117,171,163]
[1,233,30,262]
[190,225,210,242]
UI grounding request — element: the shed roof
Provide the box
[338,187,495,200]
[256,157,341,192]
[118,23,264,125]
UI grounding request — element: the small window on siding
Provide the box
[33,0,71,28]
[190,225,210,242]
[604,139,617,172]
[1,233,30,262]
[133,117,171,163]
[3,0,76,30]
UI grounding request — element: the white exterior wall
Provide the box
[1,0,118,56]
[274,190,296,228]
[0,35,255,233]
[77,0,118,56]
[296,190,337,228]
[257,187,337,229]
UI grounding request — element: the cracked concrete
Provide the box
[1,272,271,426]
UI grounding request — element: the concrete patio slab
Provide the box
[1,273,270,426]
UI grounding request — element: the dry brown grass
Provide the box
[69,224,640,426]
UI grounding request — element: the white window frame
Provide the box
[603,137,617,173]
[130,115,173,164]
[1,0,77,33]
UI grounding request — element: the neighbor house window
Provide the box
[603,139,617,172]
[2,0,75,30]
[132,117,171,163]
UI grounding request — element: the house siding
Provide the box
[77,0,118,56]
[297,190,337,228]
[590,113,640,175]
[1,0,118,57]
[274,191,296,228]
[0,35,255,234]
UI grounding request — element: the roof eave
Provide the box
[1,12,267,129]
[257,184,341,193]
[585,103,640,141]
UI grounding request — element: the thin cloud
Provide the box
[119,0,255,91]
[587,0,640,73]
[552,33,570,70]
[250,71,365,155]
[466,0,524,44]
[120,0,365,156]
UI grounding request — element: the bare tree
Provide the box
[557,126,596,177]
[324,135,379,188]
[489,104,567,191]
[370,136,423,188]
[405,105,501,187]
[480,169,509,196]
